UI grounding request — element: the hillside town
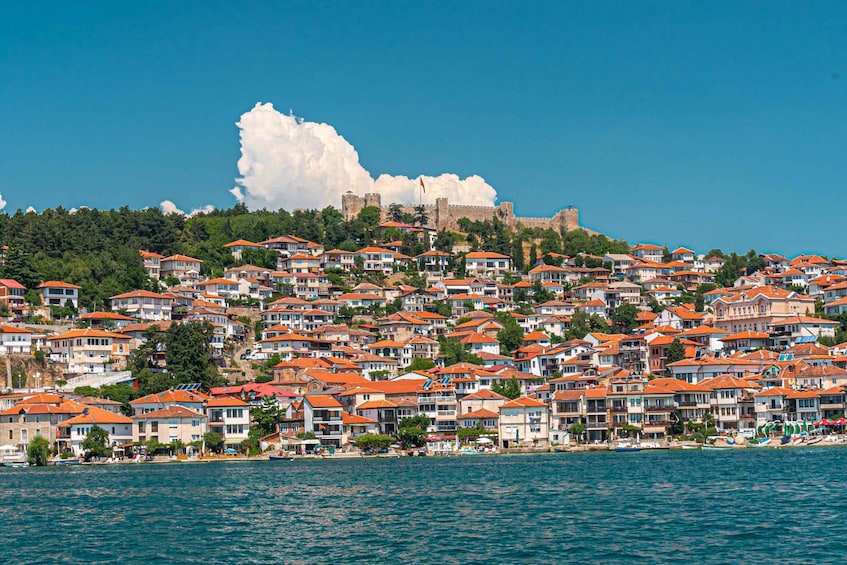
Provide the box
[2,221,847,463]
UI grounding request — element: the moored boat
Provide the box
[701,445,732,451]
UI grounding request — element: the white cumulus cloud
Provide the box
[0,193,6,211]
[160,200,215,217]
[231,102,498,210]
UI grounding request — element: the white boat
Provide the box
[701,445,732,451]
[681,445,701,450]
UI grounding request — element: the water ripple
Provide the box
[2,450,847,563]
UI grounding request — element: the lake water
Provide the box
[2,448,847,563]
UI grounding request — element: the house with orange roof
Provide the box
[303,394,344,447]
[0,396,84,451]
[206,396,250,451]
[753,387,795,427]
[550,389,585,443]
[47,328,132,375]
[460,332,501,356]
[654,306,705,331]
[498,396,548,448]
[79,311,136,330]
[261,234,313,257]
[719,330,771,352]
[670,247,696,263]
[415,249,451,273]
[0,279,26,315]
[650,378,711,423]
[818,386,846,419]
[645,335,700,376]
[355,246,396,274]
[665,355,760,384]
[139,250,163,280]
[132,405,207,446]
[130,389,209,415]
[416,380,459,433]
[223,239,262,260]
[160,254,203,286]
[110,289,173,321]
[630,243,664,262]
[768,316,838,348]
[0,324,33,354]
[457,408,499,431]
[36,280,81,312]
[277,253,322,274]
[341,411,379,444]
[785,389,821,424]
[459,388,508,416]
[355,399,399,435]
[699,374,759,432]
[712,285,815,334]
[193,277,241,299]
[464,251,511,278]
[57,405,133,456]
[320,248,356,271]
[528,264,569,285]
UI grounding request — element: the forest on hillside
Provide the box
[0,202,631,310]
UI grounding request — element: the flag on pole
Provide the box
[419,177,426,193]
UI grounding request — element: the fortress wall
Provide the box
[341,192,587,234]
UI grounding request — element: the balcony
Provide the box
[610,406,627,413]
[645,405,672,412]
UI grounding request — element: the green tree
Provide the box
[397,427,427,449]
[569,422,586,443]
[405,358,436,372]
[491,377,522,399]
[27,435,51,466]
[665,338,686,374]
[388,203,404,223]
[694,293,705,313]
[353,434,394,452]
[164,321,222,390]
[400,414,431,430]
[203,431,224,453]
[566,310,591,340]
[496,317,524,354]
[437,336,483,366]
[81,425,112,459]
[611,303,638,333]
[413,205,429,227]
[250,396,283,438]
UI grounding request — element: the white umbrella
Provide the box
[476,437,493,444]
[0,445,18,452]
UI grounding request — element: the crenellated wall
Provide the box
[341,191,586,233]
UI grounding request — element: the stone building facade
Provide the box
[341,192,582,233]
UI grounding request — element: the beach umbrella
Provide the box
[803,420,808,433]
[834,418,847,426]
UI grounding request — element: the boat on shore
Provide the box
[2,461,29,468]
[53,458,82,466]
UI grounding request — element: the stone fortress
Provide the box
[341,192,584,233]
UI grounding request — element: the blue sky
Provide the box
[1,2,845,256]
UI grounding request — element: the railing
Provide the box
[645,406,672,412]
[609,406,627,413]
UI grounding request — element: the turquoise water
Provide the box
[2,449,847,563]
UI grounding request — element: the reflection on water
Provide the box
[2,449,847,563]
